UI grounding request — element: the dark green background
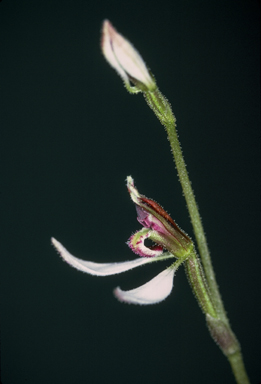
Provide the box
[0,1,260,383]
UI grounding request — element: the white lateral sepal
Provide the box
[114,267,175,305]
[52,238,155,276]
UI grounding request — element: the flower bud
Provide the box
[101,20,156,92]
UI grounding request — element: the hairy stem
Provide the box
[144,88,250,384]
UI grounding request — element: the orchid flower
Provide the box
[52,177,193,305]
[101,20,156,92]
[50,20,251,383]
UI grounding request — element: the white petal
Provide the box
[51,238,155,276]
[114,267,175,305]
[101,20,156,90]
[112,35,151,86]
[101,20,128,83]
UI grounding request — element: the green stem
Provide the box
[144,88,250,384]
[229,352,251,384]
[185,253,250,384]
[184,251,216,318]
[145,89,223,313]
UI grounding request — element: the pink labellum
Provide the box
[128,229,163,258]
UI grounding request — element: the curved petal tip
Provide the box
[114,267,175,305]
